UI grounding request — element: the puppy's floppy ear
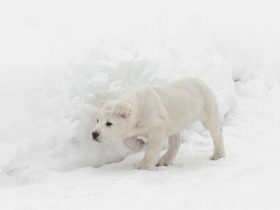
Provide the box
[114,102,131,119]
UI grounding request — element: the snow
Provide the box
[1,80,280,210]
[1,0,280,209]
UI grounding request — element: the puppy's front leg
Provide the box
[137,131,165,170]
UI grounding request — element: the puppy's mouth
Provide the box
[92,132,101,142]
[92,137,100,143]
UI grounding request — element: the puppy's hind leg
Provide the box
[157,133,180,166]
[202,117,225,160]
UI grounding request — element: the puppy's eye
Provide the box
[97,119,99,123]
[106,122,112,127]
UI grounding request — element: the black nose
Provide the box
[92,132,99,141]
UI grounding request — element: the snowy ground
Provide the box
[1,1,280,210]
[1,78,280,210]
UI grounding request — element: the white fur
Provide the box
[93,78,225,170]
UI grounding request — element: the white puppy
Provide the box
[92,78,225,170]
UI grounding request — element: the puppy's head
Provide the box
[92,100,133,143]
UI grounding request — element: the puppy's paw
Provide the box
[124,138,145,153]
[135,161,154,170]
[136,138,145,146]
[209,152,225,160]
[156,155,173,167]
